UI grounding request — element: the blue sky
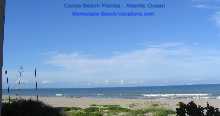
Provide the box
[3,0,220,88]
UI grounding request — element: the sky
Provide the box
[3,0,220,88]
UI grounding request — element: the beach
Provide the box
[3,84,220,111]
[3,96,220,110]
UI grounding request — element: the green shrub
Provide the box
[144,107,175,116]
[154,110,170,116]
[176,101,220,116]
[64,107,82,111]
[106,105,130,112]
[84,107,100,112]
[2,99,64,116]
[152,103,160,107]
[68,111,102,116]
[90,104,98,106]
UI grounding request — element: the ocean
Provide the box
[3,84,220,99]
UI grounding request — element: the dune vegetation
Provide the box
[3,99,220,116]
[2,99,175,116]
[64,104,175,116]
[2,99,64,116]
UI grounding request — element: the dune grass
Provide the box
[2,99,175,116]
[65,104,175,116]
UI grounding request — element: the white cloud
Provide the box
[192,0,220,28]
[45,43,220,86]
[193,4,209,9]
[5,43,220,87]
[41,80,52,84]
[212,12,220,27]
[2,69,60,88]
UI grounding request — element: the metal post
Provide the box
[17,66,23,99]
[5,70,10,103]
[34,68,38,101]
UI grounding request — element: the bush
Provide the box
[176,101,220,116]
[2,99,64,116]
[84,107,100,112]
[63,107,82,111]
[70,111,102,116]
[104,105,130,112]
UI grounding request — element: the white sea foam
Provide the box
[199,97,210,99]
[142,93,209,98]
[97,93,104,96]
[216,96,220,99]
[56,93,64,97]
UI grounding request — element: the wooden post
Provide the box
[0,0,5,115]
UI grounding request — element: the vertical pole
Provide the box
[5,70,9,103]
[34,68,38,101]
[0,0,5,115]
[17,66,23,99]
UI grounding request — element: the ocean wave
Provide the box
[55,93,64,97]
[97,93,104,96]
[216,96,220,99]
[142,93,209,98]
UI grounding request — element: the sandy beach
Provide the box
[3,96,220,110]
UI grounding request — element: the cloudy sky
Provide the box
[3,0,220,88]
